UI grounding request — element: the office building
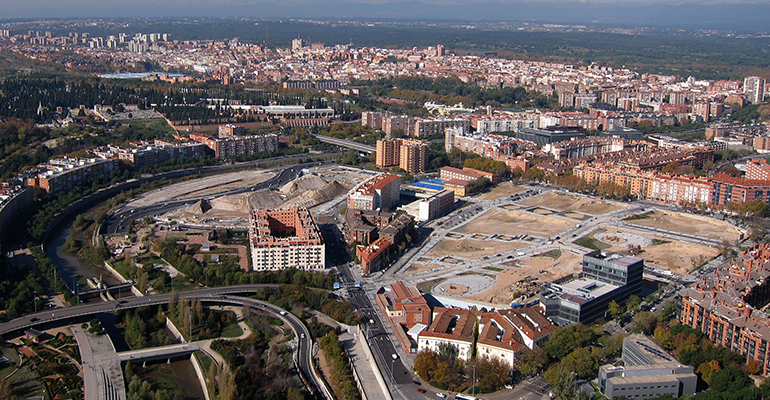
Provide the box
[598,335,697,399]
[540,250,644,325]
[418,190,454,221]
[249,208,325,272]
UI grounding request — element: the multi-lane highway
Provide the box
[318,213,425,400]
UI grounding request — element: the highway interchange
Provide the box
[0,285,327,400]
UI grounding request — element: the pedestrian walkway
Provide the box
[71,324,125,400]
[341,331,392,400]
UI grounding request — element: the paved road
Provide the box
[314,135,375,154]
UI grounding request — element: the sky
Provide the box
[0,0,768,31]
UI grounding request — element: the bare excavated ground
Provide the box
[518,191,626,215]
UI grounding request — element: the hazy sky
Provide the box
[0,0,768,30]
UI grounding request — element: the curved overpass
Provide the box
[0,286,332,400]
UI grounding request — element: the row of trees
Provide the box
[319,331,361,400]
[251,284,360,326]
[354,76,559,109]
[118,306,172,350]
[414,344,511,393]
[210,327,304,400]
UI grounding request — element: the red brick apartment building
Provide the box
[375,138,429,174]
[346,173,401,211]
[679,244,770,374]
[249,208,325,272]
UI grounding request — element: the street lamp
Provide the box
[391,354,396,386]
[33,291,37,313]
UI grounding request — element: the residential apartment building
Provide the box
[745,76,766,104]
[357,238,392,275]
[248,208,325,272]
[26,157,120,194]
[218,123,245,138]
[598,335,697,399]
[383,115,413,137]
[346,173,401,212]
[473,115,537,134]
[679,243,770,375]
[540,250,644,325]
[0,186,33,242]
[413,117,470,138]
[746,159,770,180]
[362,111,391,131]
[189,132,278,159]
[114,141,205,169]
[710,173,770,206]
[375,138,429,174]
[516,127,586,147]
[398,139,429,174]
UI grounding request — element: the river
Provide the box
[46,218,121,294]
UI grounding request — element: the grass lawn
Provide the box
[127,118,175,135]
[483,266,504,272]
[220,321,243,338]
[574,229,611,250]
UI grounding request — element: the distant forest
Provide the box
[59,19,770,80]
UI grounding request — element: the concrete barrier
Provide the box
[359,332,392,400]
[165,317,186,343]
[190,353,212,400]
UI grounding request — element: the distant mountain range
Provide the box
[3,1,769,32]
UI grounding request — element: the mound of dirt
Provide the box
[182,199,213,215]
[246,189,285,210]
[280,174,329,195]
[282,181,349,209]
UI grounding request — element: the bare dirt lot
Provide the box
[518,192,626,215]
[424,238,528,259]
[467,251,582,305]
[455,209,576,238]
[403,263,445,275]
[595,227,720,275]
[625,210,744,242]
[473,182,528,200]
